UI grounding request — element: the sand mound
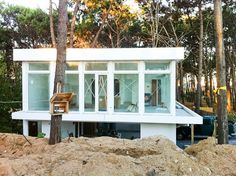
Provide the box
[0,133,236,176]
[185,137,236,176]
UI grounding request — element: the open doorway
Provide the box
[28,121,38,136]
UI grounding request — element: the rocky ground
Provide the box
[0,133,236,176]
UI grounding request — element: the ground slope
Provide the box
[0,133,235,176]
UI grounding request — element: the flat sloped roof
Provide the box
[175,102,203,124]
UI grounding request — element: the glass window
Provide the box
[66,62,79,70]
[84,74,95,112]
[144,74,170,113]
[64,74,79,111]
[85,63,107,71]
[114,74,138,113]
[28,74,49,110]
[98,75,107,111]
[145,62,169,70]
[115,63,138,70]
[29,63,49,70]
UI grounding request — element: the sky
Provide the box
[2,0,57,10]
[1,0,139,13]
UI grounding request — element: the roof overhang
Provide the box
[176,102,203,124]
[13,48,184,62]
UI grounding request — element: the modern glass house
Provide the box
[12,48,202,143]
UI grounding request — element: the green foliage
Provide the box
[0,4,51,48]
[37,132,46,138]
[0,3,47,133]
[0,57,22,133]
[228,112,236,123]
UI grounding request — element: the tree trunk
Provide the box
[49,0,57,47]
[196,2,203,114]
[214,0,228,144]
[226,81,231,112]
[91,5,111,48]
[232,65,236,111]
[209,70,214,107]
[69,0,80,48]
[108,29,114,48]
[116,31,121,48]
[179,62,184,104]
[176,64,180,102]
[205,72,210,107]
[226,67,231,112]
[49,0,68,145]
[91,20,105,48]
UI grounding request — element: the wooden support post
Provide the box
[191,124,194,145]
[213,120,217,138]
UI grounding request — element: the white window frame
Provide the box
[23,60,176,116]
[83,62,108,113]
[65,67,79,112]
[26,62,50,112]
[142,61,175,116]
[112,61,139,114]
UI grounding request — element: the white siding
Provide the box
[140,123,176,143]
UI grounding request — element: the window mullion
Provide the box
[108,62,114,114]
[139,61,144,114]
[79,62,84,113]
[95,74,99,112]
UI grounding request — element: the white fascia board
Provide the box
[12,110,202,124]
[12,111,51,120]
[14,48,57,61]
[13,48,184,62]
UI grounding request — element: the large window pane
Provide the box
[85,63,107,70]
[28,74,49,110]
[64,74,79,111]
[84,74,95,112]
[144,74,170,113]
[114,74,138,112]
[29,63,49,70]
[115,63,138,70]
[145,62,169,70]
[66,62,79,70]
[98,75,107,111]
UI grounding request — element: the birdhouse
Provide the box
[50,92,74,115]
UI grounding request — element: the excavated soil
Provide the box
[0,133,236,176]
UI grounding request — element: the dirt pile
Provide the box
[0,133,236,176]
[185,137,236,176]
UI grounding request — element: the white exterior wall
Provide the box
[13,111,202,124]
[42,121,50,138]
[14,48,184,61]
[12,48,203,142]
[140,123,176,143]
[41,121,75,139]
[23,120,29,136]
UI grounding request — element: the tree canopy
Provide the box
[0,0,236,143]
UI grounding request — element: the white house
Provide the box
[12,48,202,143]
